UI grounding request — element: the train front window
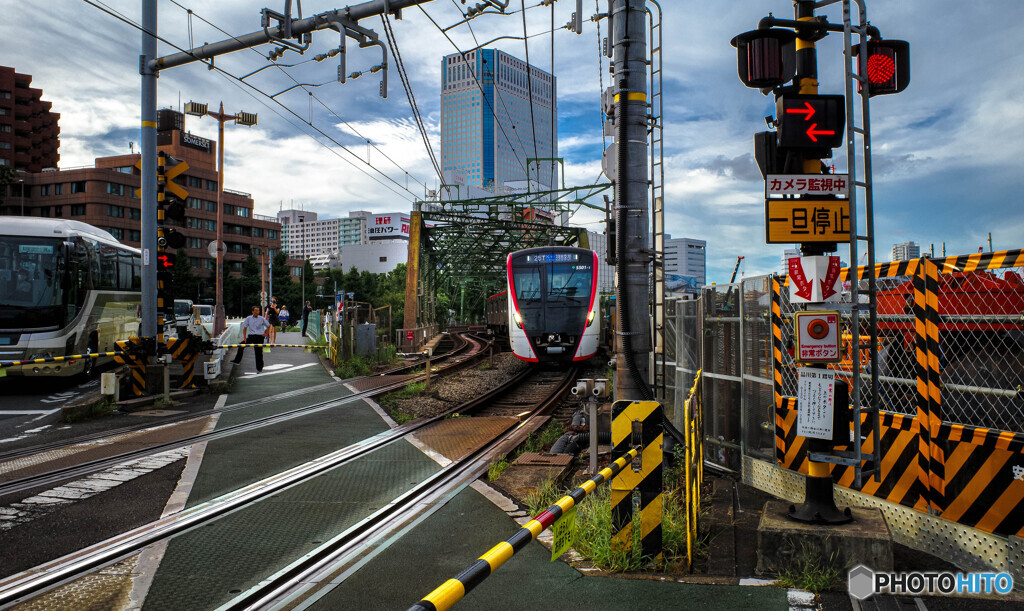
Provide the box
[0,236,65,330]
[513,267,542,303]
[547,263,592,302]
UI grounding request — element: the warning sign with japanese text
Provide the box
[551,505,577,561]
[797,368,835,440]
[766,174,849,197]
[765,199,850,244]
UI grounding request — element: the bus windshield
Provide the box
[0,236,65,330]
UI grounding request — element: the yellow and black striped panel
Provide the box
[610,400,663,561]
[912,258,946,512]
[776,407,929,513]
[124,337,147,397]
[772,250,1024,538]
[937,424,1024,538]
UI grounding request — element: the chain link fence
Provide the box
[665,256,1024,469]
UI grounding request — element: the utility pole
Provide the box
[138,0,441,352]
[140,0,159,341]
[612,0,652,402]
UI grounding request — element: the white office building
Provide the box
[664,237,706,293]
[586,230,615,295]
[891,241,921,262]
[278,210,372,258]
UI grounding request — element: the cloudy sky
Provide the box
[2,0,1022,282]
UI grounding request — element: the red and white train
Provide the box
[487,246,600,363]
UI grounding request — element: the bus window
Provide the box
[118,249,135,290]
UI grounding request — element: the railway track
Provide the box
[0,332,476,466]
[0,333,488,498]
[0,362,577,608]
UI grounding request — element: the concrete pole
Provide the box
[612,0,652,402]
[214,103,227,334]
[140,0,158,342]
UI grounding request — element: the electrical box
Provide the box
[101,372,117,395]
[204,359,221,380]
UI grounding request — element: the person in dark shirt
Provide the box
[301,301,312,337]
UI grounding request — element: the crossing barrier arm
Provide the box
[408,447,641,611]
[0,351,125,369]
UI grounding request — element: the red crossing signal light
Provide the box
[853,40,910,96]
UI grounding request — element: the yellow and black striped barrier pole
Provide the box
[610,400,664,562]
[0,351,124,369]
[408,447,641,611]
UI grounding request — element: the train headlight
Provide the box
[586,311,596,327]
[513,312,523,329]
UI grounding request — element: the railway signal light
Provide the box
[731,29,797,91]
[852,39,910,96]
[777,94,845,152]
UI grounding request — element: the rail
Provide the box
[408,448,642,611]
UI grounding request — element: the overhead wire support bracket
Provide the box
[327,17,389,98]
[262,1,312,60]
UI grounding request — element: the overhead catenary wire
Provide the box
[381,12,446,187]
[424,2,531,178]
[164,0,432,196]
[519,0,541,173]
[84,0,424,201]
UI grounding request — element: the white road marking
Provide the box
[0,448,189,532]
[240,362,317,377]
[0,410,61,416]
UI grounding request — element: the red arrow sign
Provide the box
[805,123,836,143]
[820,256,842,300]
[785,101,816,121]
[788,258,814,300]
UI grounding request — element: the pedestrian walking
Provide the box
[300,301,312,337]
[265,299,279,344]
[278,305,290,331]
[231,306,271,373]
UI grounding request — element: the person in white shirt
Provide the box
[232,306,271,373]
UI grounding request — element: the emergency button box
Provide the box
[794,310,841,363]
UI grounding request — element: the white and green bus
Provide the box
[0,218,141,377]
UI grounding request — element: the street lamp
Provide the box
[18,178,24,216]
[184,101,257,335]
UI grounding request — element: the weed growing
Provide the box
[488,455,510,481]
[775,541,844,592]
[520,474,702,574]
[62,398,117,424]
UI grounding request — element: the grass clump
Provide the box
[537,420,565,448]
[775,542,843,593]
[63,398,117,423]
[521,474,703,574]
[488,455,510,481]
[335,354,371,379]
[379,380,427,424]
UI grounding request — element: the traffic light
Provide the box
[731,29,797,91]
[776,94,845,152]
[157,247,175,331]
[852,39,910,96]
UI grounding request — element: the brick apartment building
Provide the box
[0,66,60,173]
[1,108,300,289]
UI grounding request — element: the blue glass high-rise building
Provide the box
[440,49,557,193]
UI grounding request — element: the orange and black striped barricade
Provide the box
[114,338,148,396]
